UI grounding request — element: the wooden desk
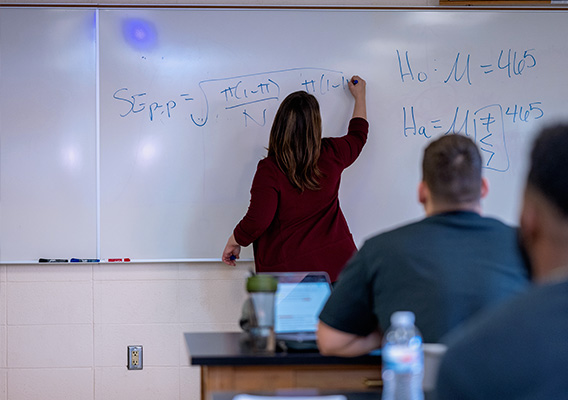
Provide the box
[185,332,382,400]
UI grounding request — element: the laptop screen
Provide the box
[267,272,332,334]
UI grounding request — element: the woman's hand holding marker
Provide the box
[348,75,367,120]
[222,234,241,266]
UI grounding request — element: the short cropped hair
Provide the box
[527,124,568,217]
[422,134,482,204]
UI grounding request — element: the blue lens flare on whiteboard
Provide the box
[122,18,158,50]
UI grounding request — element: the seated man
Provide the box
[436,124,568,399]
[317,134,530,356]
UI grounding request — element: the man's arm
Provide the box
[316,321,382,357]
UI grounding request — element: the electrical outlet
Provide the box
[127,345,143,370]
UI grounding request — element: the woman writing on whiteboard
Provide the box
[222,75,367,282]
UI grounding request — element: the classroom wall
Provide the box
[0,262,249,400]
[0,1,437,400]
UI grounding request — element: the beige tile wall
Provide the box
[1,262,250,400]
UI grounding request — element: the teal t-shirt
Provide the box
[319,211,530,343]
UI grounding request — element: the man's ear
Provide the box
[418,181,428,205]
[520,191,539,252]
[481,177,489,199]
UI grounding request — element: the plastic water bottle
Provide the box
[381,311,424,400]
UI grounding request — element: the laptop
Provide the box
[259,271,332,348]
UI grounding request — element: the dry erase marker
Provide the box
[39,258,68,263]
[230,255,237,261]
[107,258,131,262]
[352,79,358,85]
[70,258,100,263]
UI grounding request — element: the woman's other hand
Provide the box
[222,234,241,266]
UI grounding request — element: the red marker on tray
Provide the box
[107,258,131,262]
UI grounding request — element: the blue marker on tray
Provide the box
[70,258,100,263]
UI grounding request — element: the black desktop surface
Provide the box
[185,332,381,366]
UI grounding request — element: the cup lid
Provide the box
[246,274,278,293]
[390,311,415,326]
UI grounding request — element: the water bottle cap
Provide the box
[246,274,278,293]
[390,311,415,326]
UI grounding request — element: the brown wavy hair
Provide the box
[268,91,323,192]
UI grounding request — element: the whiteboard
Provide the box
[0,8,97,262]
[2,7,568,262]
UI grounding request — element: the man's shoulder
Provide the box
[446,281,568,350]
[477,214,517,229]
[358,212,521,265]
[362,218,427,247]
[362,213,494,239]
[438,281,568,398]
[430,211,518,234]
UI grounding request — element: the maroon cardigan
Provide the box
[234,117,369,282]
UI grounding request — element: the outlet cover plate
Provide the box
[127,345,143,370]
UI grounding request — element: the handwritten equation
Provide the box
[397,48,537,85]
[112,67,348,127]
[403,102,544,172]
[111,45,547,174]
[397,48,544,172]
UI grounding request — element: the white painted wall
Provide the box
[0,1,438,399]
